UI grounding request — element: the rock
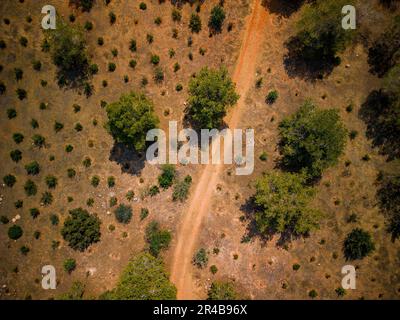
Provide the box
[133,197,138,202]
[86,267,97,276]
[106,211,111,215]
[345,64,350,68]
[11,214,21,223]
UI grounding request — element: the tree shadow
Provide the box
[283,32,341,81]
[109,143,146,176]
[239,197,304,247]
[261,0,305,18]
[359,90,400,160]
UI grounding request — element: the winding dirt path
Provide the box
[170,0,269,299]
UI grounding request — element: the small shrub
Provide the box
[32,60,42,71]
[54,121,64,132]
[50,214,59,226]
[30,208,40,219]
[172,9,181,22]
[292,263,301,271]
[84,21,93,31]
[41,191,53,206]
[149,185,159,196]
[266,90,278,104]
[151,54,160,65]
[108,62,116,72]
[64,259,76,273]
[86,198,94,207]
[89,64,98,75]
[74,123,83,132]
[146,34,154,44]
[97,37,104,46]
[158,164,175,189]
[126,190,135,201]
[154,67,164,83]
[172,175,192,202]
[10,150,22,163]
[1,216,9,224]
[145,221,171,257]
[25,161,40,175]
[210,265,218,274]
[189,13,202,33]
[208,5,225,33]
[107,176,115,188]
[32,134,45,148]
[20,246,30,255]
[109,197,118,207]
[14,200,23,209]
[335,287,346,297]
[19,36,28,47]
[140,208,149,220]
[109,12,116,24]
[65,144,74,153]
[13,133,24,144]
[154,17,162,25]
[7,108,17,119]
[139,2,147,10]
[34,231,41,239]
[309,290,318,299]
[349,130,358,140]
[14,68,23,81]
[176,84,183,92]
[82,157,91,167]
[259,152,268,161]
[45,175,58,189]
[343,228,375,260]
[8,225,23,240]
[115,204,132,224]
[193,248,208,268]
[3,174,17,188]
[91,176,100,187]
[129,59,137,69]
[16,88,27,100]
[24,180,37,196]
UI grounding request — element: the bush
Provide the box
[24,180,37,196]
[292,263,301,271]
[172,175,192,202]
[186,67,239,129]
[154,67,164,83]
[97,37,104,46]
[54,121,64,132]
[16,88,27,100]
[30,208,40,219]
[208,282,237,300]
[8,225,23,240]
[189,14,202,33]
[158,165,176,189]
[107,176,115,188]
[100,252,176,300]
[149,185,160,196]
[7,108,17,119]
[19,36,28,47]
[126,190,135,201]
[309,290,318,299]
[109,12,116,24]
[20,246,30,255]
[84,21,93,31]
[45,175,58,189]
[150,54,160,65]
[0,216,9,224]
[14,68,23,81]
[45,19,90,87]
[25,161,40,175]
[91,176,100,187]
[254,171,322,238]
[61,208,101,251]
[343,228,375,260]
[335,287,346,297]
[129,39,137,52]
[193,248,208,268]
[172,9,182,22]
[278,101,347,180]
[64,258,76,273]
[82,157,91,167]
[108,62,116,72]
[266,90,278,104]
[50,214,59,226]
[13,133,24,144]
[65,145,74,153]
[115,204,133,224]
[140,208,149,220]
[146,34,154,44]
[59,281,85,300]
[145,221,171,257]
[139,2,147,10]
[106,92,159,151]
[10,149,22,163]
[208,5,225,33]
[3,174,16,187]
[129,59,137,69]
[41,191,53,206]
[210,265,218,274]
[32,134,45,148]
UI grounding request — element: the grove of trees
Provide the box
[207,282,237,300]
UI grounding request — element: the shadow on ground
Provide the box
[109,143,146,175]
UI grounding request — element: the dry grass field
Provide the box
[0,0,399,300]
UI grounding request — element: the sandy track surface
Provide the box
[170,0,269,299]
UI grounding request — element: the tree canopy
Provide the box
[45,19,90,87]
[61,208,101,251]
[343,228,375,260]
[207,282,237,300]
[106,92,159,151]
[254,171,322,238]
[278,101,347,180]
[100,252,176,300]
[284,0,355,79]
[186,67,239,129]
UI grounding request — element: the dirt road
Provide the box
[170,0,269,299]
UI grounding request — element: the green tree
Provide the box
[61,208,101,251]
[158,164,176,189]
[59,281,85,300]
[343,228,375,260]
[254,171,323,237]
[209,5,225,33]
[208,282,237,300]
[186,67,239,129]
[25,161,40,175]
[285,0,355,79]
[64,258,77,273]
[189,13,202,33]
[70,0,94,12]
[172,175,192,202]
[3,174,16,187]
[106,92,159,151]
[145,221,172,257]
[278,101,347,180]
[100,252,176,300]
[45,19,90,86]
[8,225,23,240]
